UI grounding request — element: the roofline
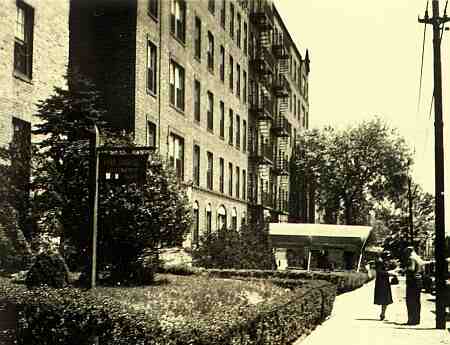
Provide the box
[272,3,305,61]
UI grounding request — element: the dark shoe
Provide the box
[380,314,385,320]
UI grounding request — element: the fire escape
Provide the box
[249,0,275,214]
[271,31,291,215]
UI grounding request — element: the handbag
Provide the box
[390,275,399,285]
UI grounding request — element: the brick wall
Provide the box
[142,0,250,242]
[0,0,69,146]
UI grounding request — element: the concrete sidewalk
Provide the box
[295,276,449,345]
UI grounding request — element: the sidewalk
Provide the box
[294,276,449,345]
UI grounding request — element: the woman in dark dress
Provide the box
[374,254,393,320]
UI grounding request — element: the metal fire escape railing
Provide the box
[274,153,289,175]
[272,115,290,137]
[249,89,274,120]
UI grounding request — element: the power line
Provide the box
[417,1,429,115]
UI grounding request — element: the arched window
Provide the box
[206,203,212,234]
[192,201,199,245]
[241,212,247,228]
[217,205,227,230]
[231,207,237,231]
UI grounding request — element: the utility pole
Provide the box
[419,0,448,329]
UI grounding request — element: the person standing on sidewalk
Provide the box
[404,246,424,325]
[374,252,393,320]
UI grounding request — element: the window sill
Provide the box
[171,33,186,47]
[194,56,201,63]
[169,104,185,115]
[147,88,157,98]
[207,128,214,134]
[236,145,241,150]
[147,11,159,22]
[194,119,201,125]
[13,71,33,84]
[208,67,214,75]
[219,135,225,140]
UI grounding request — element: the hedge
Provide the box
[0,277,335,345]
[205,269,369,295]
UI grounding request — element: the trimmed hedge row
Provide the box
[0,278,335,345]
[205,269,369,295]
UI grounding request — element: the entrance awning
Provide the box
[269,223,372,252]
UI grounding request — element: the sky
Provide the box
[274,0,450,231]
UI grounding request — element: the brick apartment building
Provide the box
[0,0,70,238]
[0,0,69,152]
[70,0,310,246]
[0,0,309,247]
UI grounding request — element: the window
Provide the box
[148,121,157,147]
[11,117,31,200]
[229,55,234,91]
[193,202,199,245]
[220,45,225,82]
[228,162,233,196]
[294,128,297,146]
[294,60,297,83]
[236,114,240,148]
[243,70,247,103]
[236,166,240,198]
[207,151,213,190]
[194,17,201,60]
[219,157,224,193]
[243,22,248,55]
[231,208,237,230]
[193,144,200,186]
[149,0,158,18]
[229,3,234,39]
[14,2,34,79]
[170,0,186,43]
[207,31,214,71]
[170,60,185,110]
[207,91,214,131]
[218,205,226,230]
[242,170,246,200]
[220,0,226,28]
[169,133,184,180]
[243,120,247,152]
[298,99,301,120]
[208,0,215,14]
[206,204,212,234]
[147,41,157,93]
[236,64,240,98]
[228,109,233,145]
[294,94,297,116]
[236,13,241,48]
[219,101,225,138]
[194,79,201,122]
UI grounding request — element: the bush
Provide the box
[0,277,336,345]
[25,252,69,289]
[193,221,275,270]
[205,269,369,295]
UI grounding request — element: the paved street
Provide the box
[295,276,449,345]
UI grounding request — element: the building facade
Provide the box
[0,0,70,238]
[70,0,310,247]
[0,0,309,247]
[0,0,70,147]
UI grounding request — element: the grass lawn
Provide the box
[92,274,292,323]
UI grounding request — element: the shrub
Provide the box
[193,221,275,270]
[25,252,69,289]
[205,269,369,295]
[0,276,336,345]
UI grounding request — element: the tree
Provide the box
[292,118,412,225]
[32,70,106,256]
[375,185,435,260]
[31,71,192,284]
